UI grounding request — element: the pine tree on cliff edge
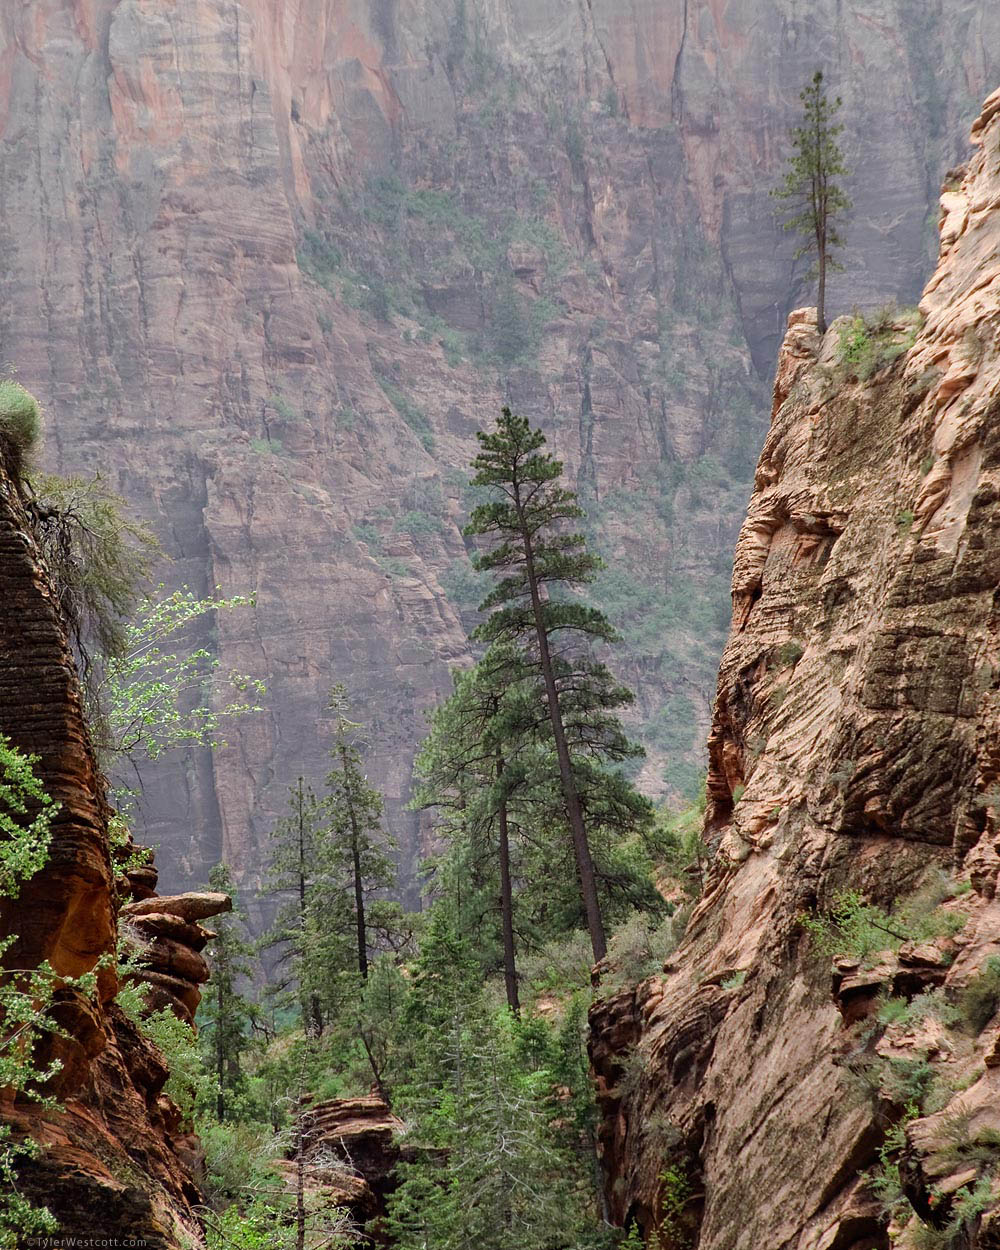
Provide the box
[773,69,851,335]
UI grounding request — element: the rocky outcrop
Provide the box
[283,1095,405,1241]
[589,87,1000,1249]
[0,441,213,1246]
[122,888,232,1024]
[0,3,996,897]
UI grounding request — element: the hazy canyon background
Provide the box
[1,0,997,900]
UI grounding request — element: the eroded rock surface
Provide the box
[0,442,209,1246]
[590,88,1000,1250]
[282,1095,405,1241]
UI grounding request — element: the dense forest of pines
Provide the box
[186,409,696,1247]
[0,398,700,1246]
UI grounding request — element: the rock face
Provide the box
[0,437,221,1245]
[588,87,1000,1249]
[1,2,997,898]
[294,1095,405,1238]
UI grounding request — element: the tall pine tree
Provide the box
[414,644,531,1013]
[772,69,851,334]
[199,861,256,1121]
[261,777,346,1035]
[465,408,646,962]
[325,684,399,981]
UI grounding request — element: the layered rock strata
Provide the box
[292,1095,405,1238]
[0,441,212,1246]
[590,87,1000,1250]
[121,887,232,1025]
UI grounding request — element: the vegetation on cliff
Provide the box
[7,39,1000,1250]
[772,69,851,335]
[0,737,105,1243]
[155,410,689,1247]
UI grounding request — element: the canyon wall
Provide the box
[0,2,997,896]
[589,88,1000,1250]
[0,441,219,1245]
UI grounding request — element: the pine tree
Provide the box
[355,954,409,1104]
[413,645,531,1014]
[773,68,851,335]
[325,684,399,981]
[465,408,644,962]
[385,984,610,1250]
[199,862,256,1122]
[261,778,346,1036]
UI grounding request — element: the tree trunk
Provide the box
[342,743,369,980]
[518,520,607,962]
[358,1023,391,1105]
[815,157,828,334]
[295,779,325,1035]
[495,753,520,1014]
[817,242,827,335]
[215,976,225,1122]
[295,1072,307,1250]
[352,831,368,980]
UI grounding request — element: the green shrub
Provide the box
[352,522,382,551]
[657,789,707,898]
[803,885,966,963]
[597,909,681,995]
[29,472,159,682]
[378,379,435,452]
[117,972,210,1117]
[395,510,445,538]
[835,306,922,382]
[250,436,283,455]
[775,639,804,667]
[878,990,960,1030]
[0,737,77,1240]
[946,1173,995,1239]
[440,557,491,613]
[883,1056,935,1109]
[266,394,301,423]
[864,1105,917,1219]
[655,1163,695,1249]
[200,1120,282,1203]
[520,930,595,995]
[958,957,1000,1033]
[0,380,40,459]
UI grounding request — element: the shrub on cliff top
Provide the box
[28,472,160,684]
[0,380,40,465]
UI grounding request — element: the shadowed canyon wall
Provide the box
[0,2,997,896]
[589,87,1000,1250]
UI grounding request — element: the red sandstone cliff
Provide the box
[589,86,1000,1250]
[0,441,228,1245]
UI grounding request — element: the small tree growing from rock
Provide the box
[773,69,851,335]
